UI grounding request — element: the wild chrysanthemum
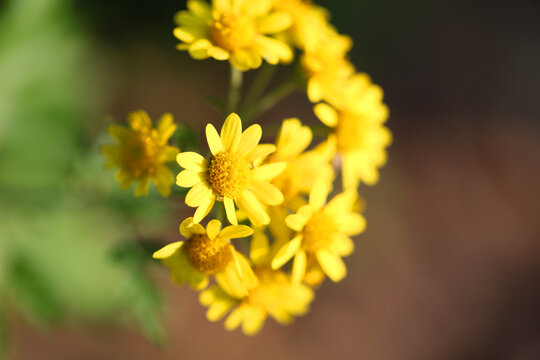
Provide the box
[101,110,179,197]
[153,217,257,293]
[272,180,365,283]
[314,73,392,189]
[199,230,314,335]
[263,118,335,205]
[176,113,286,226]
[174,0,293,71]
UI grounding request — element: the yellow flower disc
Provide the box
[207,152,251,199]
[185,234,233,274]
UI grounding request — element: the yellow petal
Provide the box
[206,219,222,240]
[224,307,244,331]
[176,170,204,187]
[153,166,174,197]
[220,113,242,152]
[208,46,230,60]
[330,234,355,257]
[189,271,210,290]
[241,307,266,335]
[254,36,293,64]
[134,177,150,197]
[108,125,129,141]
[256,12,292,34]
[233,250,258,289]
[206,124,223,155]
[174,27,196,43]
[285,205,313,232]
[223,196,238,225]
[128,110,151,131]
[236,124,262,156]
[188,38,212,59]
[247,144,276,163]
[115,169,133,189]
[206,298,233,321]
[193,191,216,223]
[334,213,366,236]
[230,49,262,70]
[153,241,184,259]
[309,179,329,210]
[249,181,283,205]
[271,234,302,269]
[219,225,253,240]
[314,103,338,127]
[291,250,307,284]
[179,217,205,238]
[177,152,208,172]
[316,249,346,282]
[252,162,286,181]
[236,190,270,226]
[250,231,269,266]
[185,182,212,207]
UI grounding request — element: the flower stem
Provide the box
[243,80,298,123]
[228,65,243,113]
[242,63,277,112]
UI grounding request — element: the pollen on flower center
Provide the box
[209,13,256,51]
[335,112,364,152]
[122,134,158,176]
[185,234,233,274]
[302,211,337,252]
[207,152,251,199]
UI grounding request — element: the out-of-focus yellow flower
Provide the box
[272,0,330,51]
[302,28,354,104]
[101,111,179,197]
[263,118,335,205]
[176,113,286,226]
[153,217,257,294]
[174,0,293,71]
[314,73,392,188]
[272,180,365,283]
[199,230,314,335]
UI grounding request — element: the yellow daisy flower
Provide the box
[153,217,257,294]
[101,110,179,197]
[264,118,335,205]
[271,180,365,283]
[174,0,293,71]
[314,73,392,188]
[199,230,314,335]
[176,113,286,226]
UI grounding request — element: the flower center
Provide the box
[185,234,233,274]
[302,211,337,252]
[207,152,251,199]
[209,12,256,51]
[335,111,364,152]
[122,133,159,176]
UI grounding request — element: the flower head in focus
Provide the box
[199,230,314,335]
[176,113,286,226]
[174,0,293,71]
[153,217,257,294]
[101,111,179,197]
[272,180,365,283]
[314,73,392,189]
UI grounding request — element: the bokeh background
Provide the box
[1,0,539,359]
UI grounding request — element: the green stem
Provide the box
[228,65,243,113]
[242,63,277,112]
[243,80,298,123]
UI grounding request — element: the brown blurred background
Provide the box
[4,0,540,359]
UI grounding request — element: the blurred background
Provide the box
[0,0,539,359]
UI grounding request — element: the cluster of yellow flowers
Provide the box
[101,0,391,335]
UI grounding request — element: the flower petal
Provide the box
[314,103,338,127]
[206,219,222,240]
[223,196,238,225]
[153,241,184,259]
[185,182,212,207]
[206,124,223,155]
[309,179,329,210]
[236,124,262,156]
[134,177,150,197]
[250,231,269,266]
[177,151,208,172]
[291,250,307,284]
[249,181,283,205]
[221,113,242,152]
[236,190,269,226]
[219,225,253,240]
[179,217,205,238]
[334,213,366,236]
[252,162,286,181]
[176,170,204,187]
[316,249,347,282]
[193,191,216,223]
[271,234,302,269]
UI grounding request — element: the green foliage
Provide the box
[0,0,167,352]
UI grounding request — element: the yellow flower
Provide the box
[264,118,335,205]
[199,230,314,335]
[176,113,286,226]
[101,110,179,197]
[272,0,330,51]
[153,217,257,294]
[174,0,293,71]
[314,73,392,188]
[271,180,365,283]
